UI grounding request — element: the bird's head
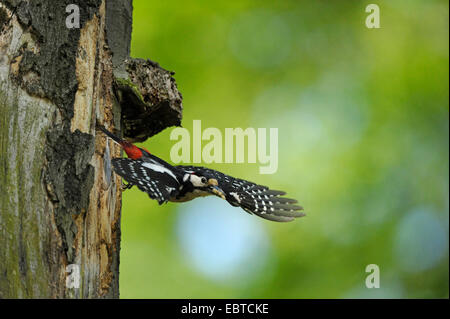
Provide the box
[183,173,226,199]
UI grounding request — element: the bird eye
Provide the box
[201,177,207,184]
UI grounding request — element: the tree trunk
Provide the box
[0,0,182,298]
[0,0,128,298]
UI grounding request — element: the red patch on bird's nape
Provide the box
[120,141,143,159]
[141,147,151,155]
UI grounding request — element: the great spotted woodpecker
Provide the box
[99,126,305,222]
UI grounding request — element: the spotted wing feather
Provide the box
[113,158,180,204]
[178,165,305,222]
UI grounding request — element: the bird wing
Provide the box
[177,165,305,222]
[112,158,180,204]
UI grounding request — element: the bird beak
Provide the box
[211,186,226,200]
[208,179,225,200]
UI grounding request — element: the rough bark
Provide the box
[0,0,123,298]
[0,0,183,299]
[117,58,183,142]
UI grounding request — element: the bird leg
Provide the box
[121,182,134,191]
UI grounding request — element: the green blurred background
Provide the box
[119,0,449,298]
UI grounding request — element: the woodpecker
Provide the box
[98,126,305,222]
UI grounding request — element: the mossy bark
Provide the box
[0,0,183,298]
[0,0,130,298]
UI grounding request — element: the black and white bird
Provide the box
[99,126,305,222]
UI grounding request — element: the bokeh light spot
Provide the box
[175,197,271,285]
[228,9,291,69]
[393,208,448,273]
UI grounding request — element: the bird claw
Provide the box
[121,182,133,191]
